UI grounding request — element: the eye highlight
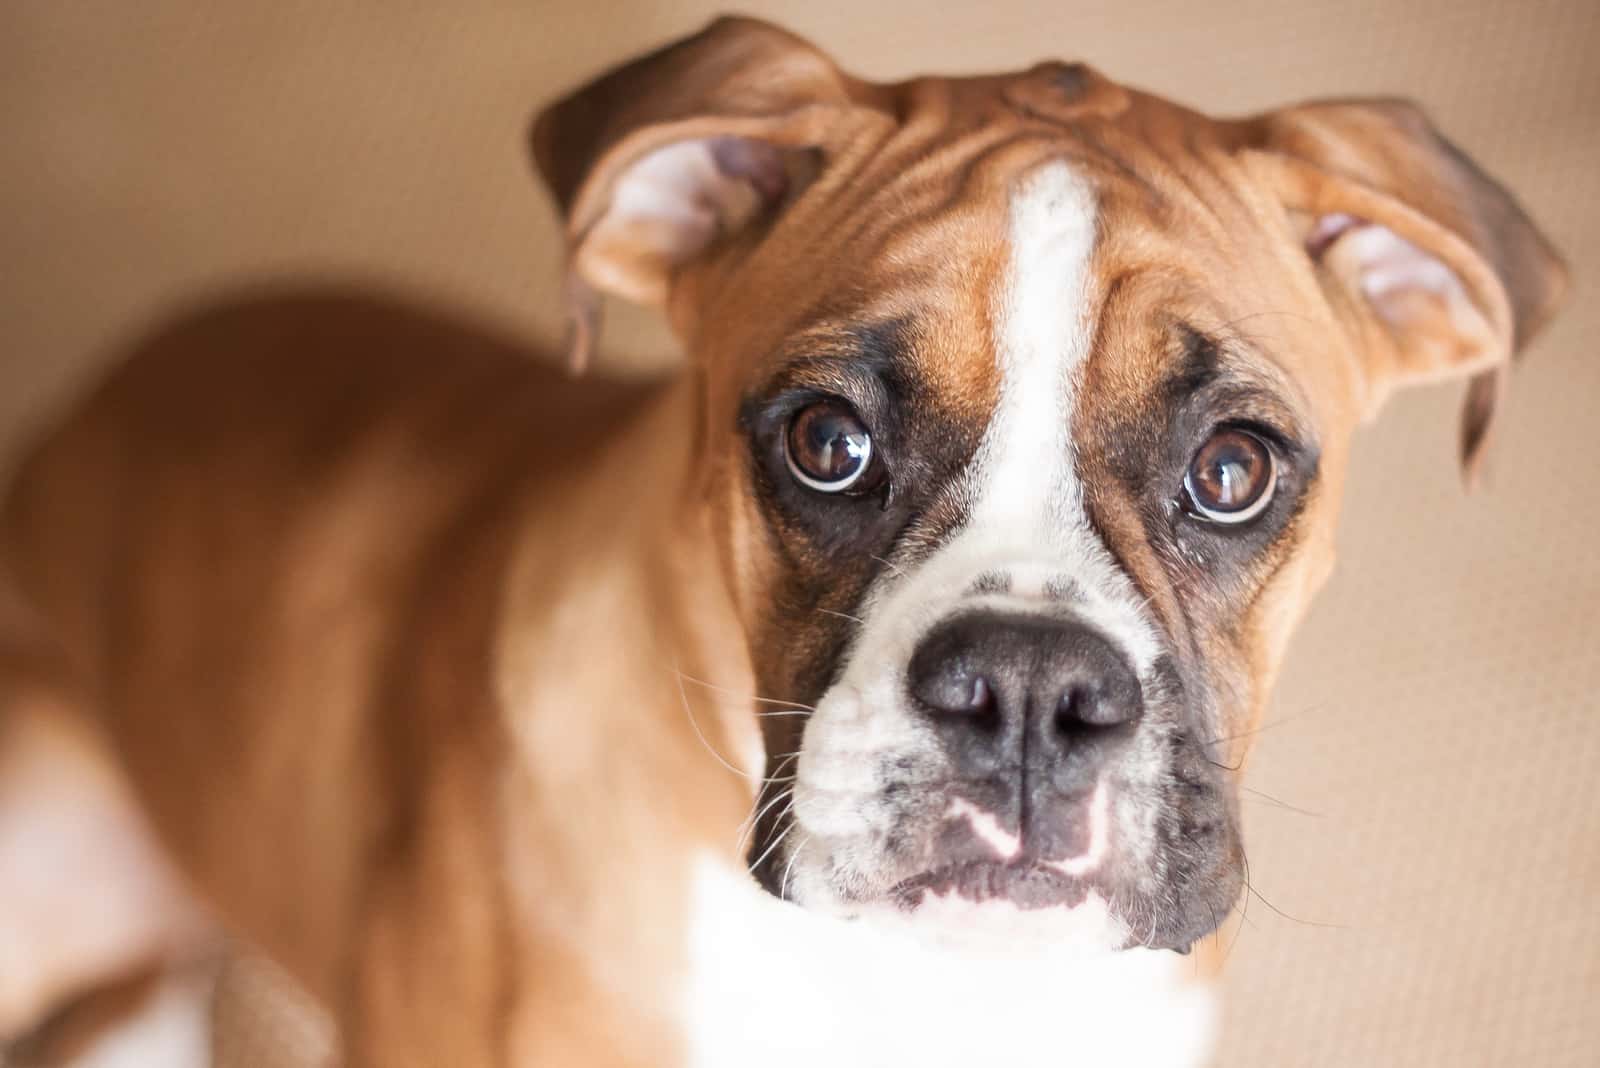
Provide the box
[1182,428,1277,524]
[784,399,875,494]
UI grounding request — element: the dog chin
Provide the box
[781,779,1132,955]
[831,889,1130,958]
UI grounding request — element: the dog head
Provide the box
[532,18,1565,953]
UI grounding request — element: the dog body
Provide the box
[0,297,1215,1067]
[0,17,1564,1067]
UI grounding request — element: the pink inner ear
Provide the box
[580,138,781,304]
[1312,215,1470,318]
[709,138,789,205]
[1308,211,1499,382]
[1343,225,1463,307]
[1306,212,1363,259]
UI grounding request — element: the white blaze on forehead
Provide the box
[973,160,1098,547]
[958,158,1159,666]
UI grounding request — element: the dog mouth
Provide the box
[842,856,1130,957]
[776,772,1234,955]
[767,725,1241,954]
[890,860,1094,910]
[885,783,1112,909]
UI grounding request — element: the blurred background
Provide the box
[3,1,1597,1065]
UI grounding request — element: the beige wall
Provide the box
[4,2,1597,1064]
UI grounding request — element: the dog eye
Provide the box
[1182,428,1276,523]
[785,399,874,494]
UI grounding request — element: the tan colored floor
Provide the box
[4,2,1597,1065]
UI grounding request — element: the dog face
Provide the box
[534,19,1564,952]
[712,149,1336,953]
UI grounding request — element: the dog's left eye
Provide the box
[785,399,874,493]
[1182,428,1277,524]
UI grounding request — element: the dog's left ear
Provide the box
[531,17,877,371]
[1237,100,1568,482]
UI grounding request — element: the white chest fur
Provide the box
[680,856,1218,1068]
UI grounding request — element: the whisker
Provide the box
[747,819,796,877]
[1227,897,1259,959]
[1238,785,1323,818]
[869,554,907,579]
[780,832,811,900]
[817,607,864,624]
[674,668,816,712]
[754,770,798,787]
[737,783,795,853]
[1222,856,1253,967]
[1212,309,1320,351]
[751,754,800,787]
[1201,899,1221,979]
[1202,713,1304,749]
[674,659,760,781]
[1244,880,1343,929]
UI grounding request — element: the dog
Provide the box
[0,14,1567,1067]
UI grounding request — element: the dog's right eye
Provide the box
[785,399,875,494]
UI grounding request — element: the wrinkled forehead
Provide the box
[729,94,1336,433]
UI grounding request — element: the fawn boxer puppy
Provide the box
[0,15,1565,1067]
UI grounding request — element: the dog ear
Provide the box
[531,17,873,372]
[1237,100,1567,483]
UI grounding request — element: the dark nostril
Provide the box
[966,675,993,715]
[1054,684,1097,738]
[1055,678,1139,736]
[914,667,997,719]
[908,618,1001,720]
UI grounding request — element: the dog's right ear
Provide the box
[531,17,875,372]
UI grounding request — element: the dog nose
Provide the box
[907,613,1143,771]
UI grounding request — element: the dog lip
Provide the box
[888,859,1093,910]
